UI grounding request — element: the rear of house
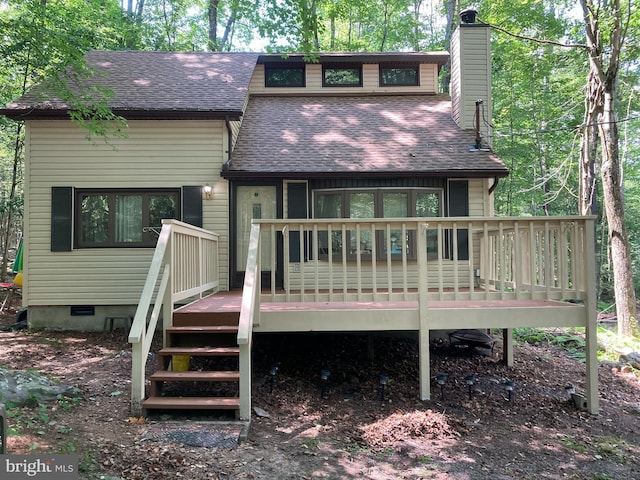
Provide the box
[1,18,599,416]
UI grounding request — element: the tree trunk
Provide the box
[600,90,638,336]
[208,0,220,51]
[580,0,637,337]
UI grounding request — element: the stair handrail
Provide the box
[237,223,261,420]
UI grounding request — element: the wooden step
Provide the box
[150,370,240,382]
[172,311,240,327]
[167,325,239,334]
[158,346,240,357]
[143,396,240,410]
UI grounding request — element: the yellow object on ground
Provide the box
[172,355,190,371]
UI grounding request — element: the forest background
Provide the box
[0,0,638,334]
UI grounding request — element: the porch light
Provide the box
[464,374,476,400]
[269,366,279,393]
[379,374,389,401]
[203,184,213,199]
[505,380,515,403]
[436,372,448,401]
[320,369,330,399]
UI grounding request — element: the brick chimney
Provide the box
[450,10,492,146]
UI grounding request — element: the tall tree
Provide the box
[579,0,637,337]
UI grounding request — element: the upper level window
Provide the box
[76,189,180,248]
[323,65,363,87]
[380,64,419,86]
[265,63,306,87]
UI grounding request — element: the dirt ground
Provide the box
[1,307,640,480]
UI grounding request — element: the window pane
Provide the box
[149,194,177,227]
[416,192,440,216]
[266,67,305,87]
[383,193,408,255]
[349,192,374,254]
[115,195,142,243]
[324,67,361,86]
[381,67,418,86]
[349,192,374,219]
[383,193,407,218]
[81,195,109,244]
[316,193,342,218]
[416,192,441,255]
[316,193,342,256]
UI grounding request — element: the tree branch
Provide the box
[477,18,588,49]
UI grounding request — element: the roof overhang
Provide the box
[257,52,450,67]
[221,169,509,180]
[0,108,244,121]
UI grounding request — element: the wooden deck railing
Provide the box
[237,216,595,413]
[252,216,594,303]
[128,219,220,416]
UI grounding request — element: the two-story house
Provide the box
[1,16,598,419]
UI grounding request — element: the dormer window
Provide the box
[322,65,363,87]
[265,63,306,87]
[380,64,419,86]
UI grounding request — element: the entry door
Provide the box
[236,186,278,285]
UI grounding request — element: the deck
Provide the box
[129,217,599,418]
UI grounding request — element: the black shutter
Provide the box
[287,183,308,262]
[182,186,203,228]
[448,181,469,260]
[51,187,73,251]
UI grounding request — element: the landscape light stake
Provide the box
[320,369,330,399]
[565,383,575,400]
[269,366,279,393]
[505,380,515,403]
[436,373,448,401]
[464,374,475,400]
[379,374,389,401]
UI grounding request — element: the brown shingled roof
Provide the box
[2,51,260,120]
[224,95,508,178]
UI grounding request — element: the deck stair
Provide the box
[143,310,241,415]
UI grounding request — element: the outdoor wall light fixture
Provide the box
[505,380,515,403]
[436,372,448,401]
[379,374,389,401]
[269,366,279,393]
[320,369,331,398]
[464,374,476,400]
[203,184,213,199]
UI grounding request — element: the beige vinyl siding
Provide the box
[249,63,439,95]
[24,120,229,306]
[450,24,491,141]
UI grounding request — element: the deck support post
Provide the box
[503,328,514,366]
[419,327,430,400]
[585,318,599,414]
[584,218,599,414]
[417,222,430,400]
